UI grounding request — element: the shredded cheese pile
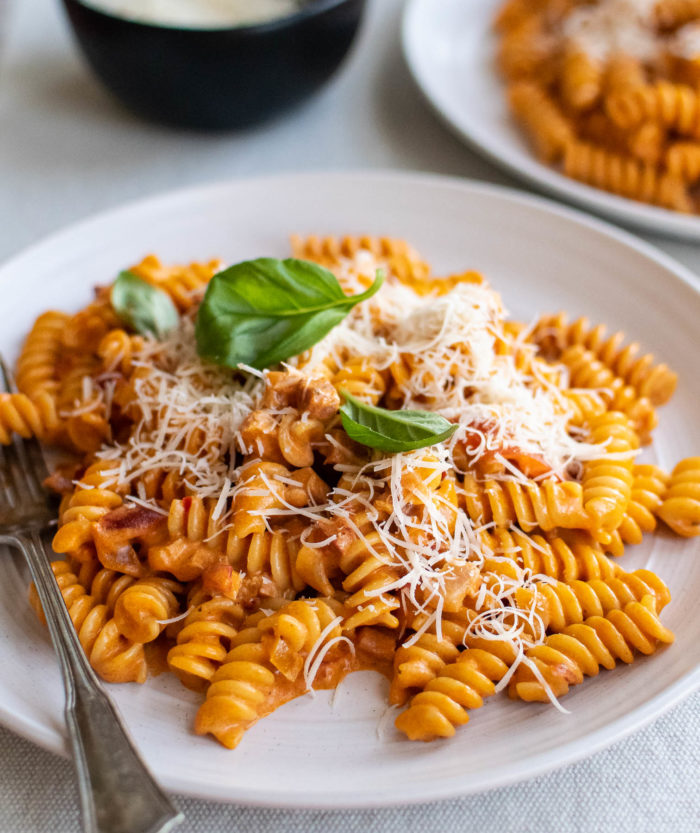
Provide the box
[299,251,606,480]
[236,442,563,698]
[563,0,660,63]
[562,0,700,64]
[96,317,261,500]
[90,250,620,703]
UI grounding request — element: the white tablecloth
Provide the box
[1,1,698,831]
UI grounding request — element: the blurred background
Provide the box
[0,0,514,265]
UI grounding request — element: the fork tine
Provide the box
[2,440,30,507]
[0,357,15,505]
[0,446,17,508]
[18,432,50,484]
[0,355,14,394]
[0,355,21,507]
[0,353,50,499]
[11,432,46,502]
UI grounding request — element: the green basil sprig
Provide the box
[195,258,384,370]
[110,270,179,338]
[339,390,458,453]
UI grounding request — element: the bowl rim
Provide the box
[65,0,361,34]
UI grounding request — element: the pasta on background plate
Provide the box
[496,0,700,214]
[4,234,698,749]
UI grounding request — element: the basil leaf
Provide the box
[110,270,179,338]
[339,390,458,453]
[195,258,384,370]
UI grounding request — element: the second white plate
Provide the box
[402,0,700,240]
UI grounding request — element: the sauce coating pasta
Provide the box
[18,236,694,748]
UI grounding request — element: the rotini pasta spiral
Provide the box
[290,234,432,289]
[195,598,353,748]
[481,528,619,583]
[509,597,675,701]
[388,632,461,707]
[97,328,145,375]
[627,121,666,165]
[55,345,111,451]
[666,141,700,182]
[52,460,124,555]
[61,294,119,352]
[194,637,278,749]
[560,389,607,428]
[276,410,325,468]
[0,391,61,445]
[508,82,574,161]
[559,345,657,440]
[461,473,587,533]
[167,495,226,545]
[581,412,638,536]
[563,140,692,212]
[331,357,386,405]
[606,80,700,136]
[65,411,112,455]
[560,46,602,111]
[514,570,670,633]
[167,596,244,691]
[129,254,222,312]
[615,464,669,545]
[339,520,401,630]
[56,353,102,414]
[232,460,316,538]
[229,528,306,596]
[532,313,678,406]
[113,577,183,643]
[89,567,138,613]
[259,598,344,681]
[29,561,146,683]
[657,457,700,536]
[394,646,513,741]
[15,310,68,398]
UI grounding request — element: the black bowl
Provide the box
[60,0,366,129]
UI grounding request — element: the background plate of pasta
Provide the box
[0,171,699,807]
[403,0,700,240]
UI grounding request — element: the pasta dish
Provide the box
[4,235,698,748]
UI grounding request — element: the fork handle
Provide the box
[11,529,183,833]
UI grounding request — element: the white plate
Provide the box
[402,0,700,241]
[0,172,699,808]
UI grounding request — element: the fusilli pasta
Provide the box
[20,239,689,750]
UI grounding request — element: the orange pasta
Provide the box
[496,0,700,213]
[22,238,691,749]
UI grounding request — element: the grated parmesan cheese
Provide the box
[95,316,261,500]
[670,21,700,59]
[563,0,659,63]
[85,247,623,712]
[302,615,354,694]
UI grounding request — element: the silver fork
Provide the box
[0,357,183,833]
